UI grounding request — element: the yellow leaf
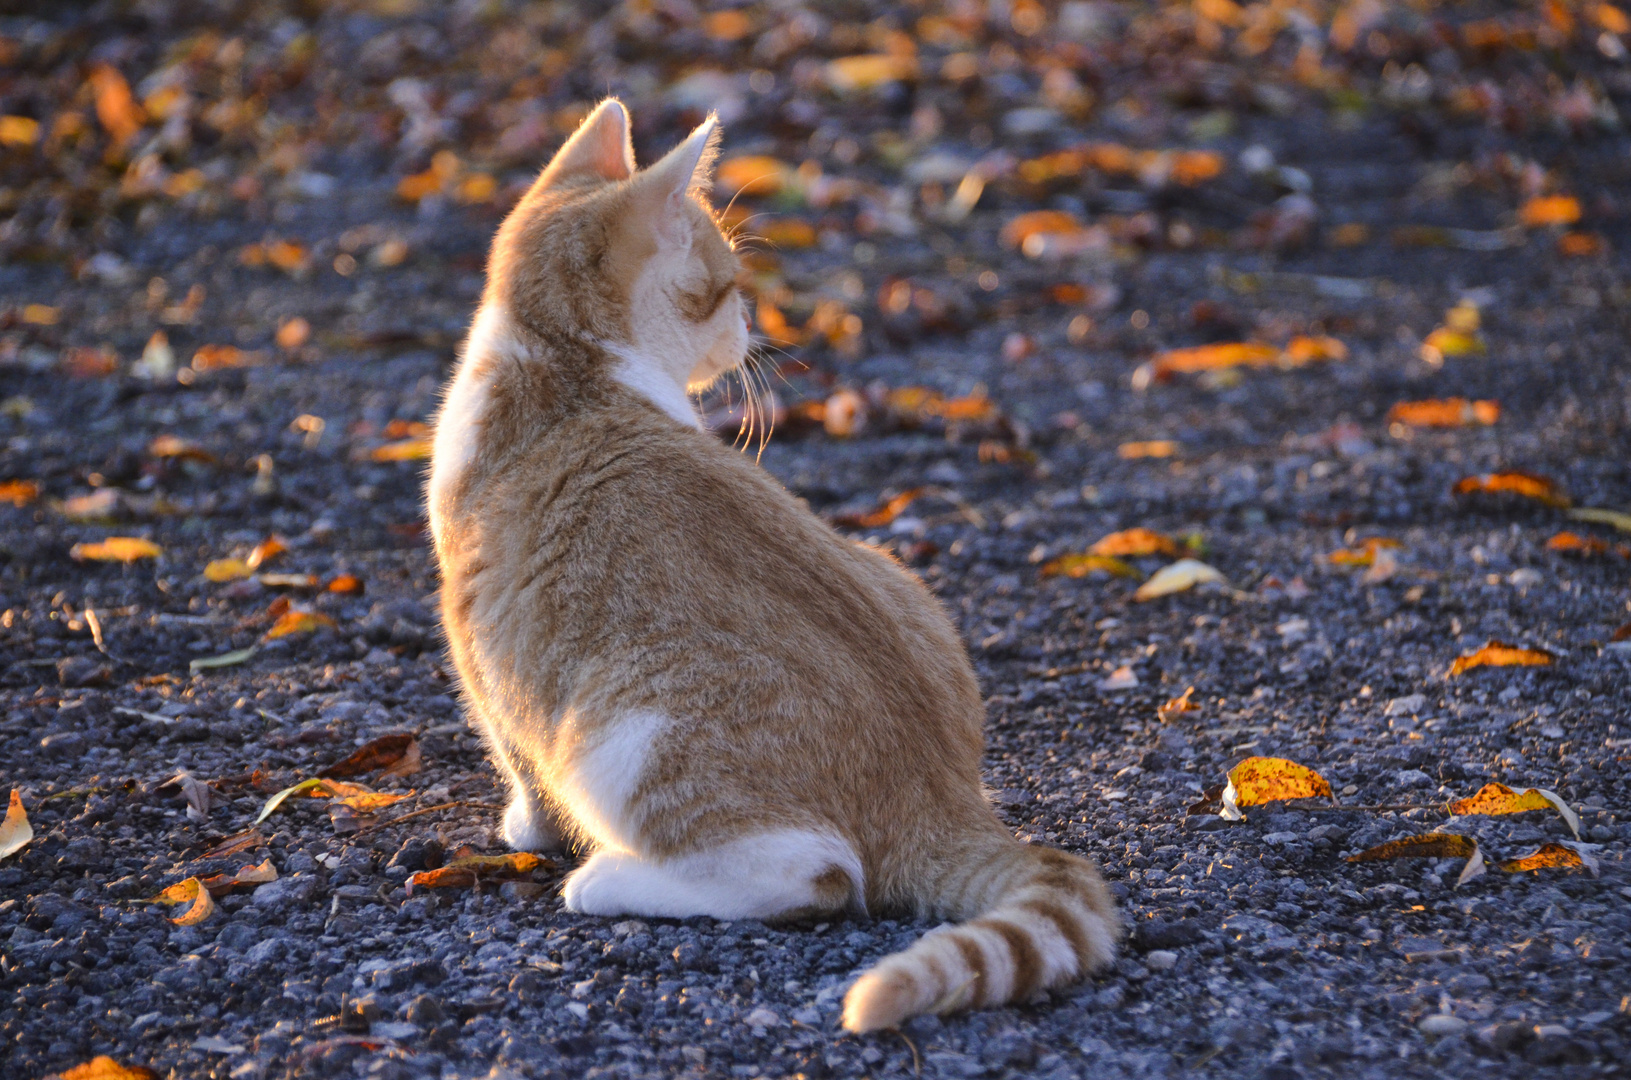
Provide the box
[306,778,414,813]
[1157,686,1199,722]
[1519,194,1582,228]
[1117,440,1178,460]
[1498,842,1597,875]
[1220,756,1332,819]
[71,537,162,562]
[1089,528,1179,558]
[716,155,792,198]
[1447,783,1581,838]
[145,877,216,925]
[1039,553,1140,579]
[1345,832,1487,886]
[265,610,337,639]
[1420,327,1485,360]
[1448,641,1554,677]
[1134,558,1225,600]
[255,777,322,823]
[0,114,41,147]
[21,303,58,325]
[59,1056,158,1080]
[205,558,253,582]
[758,218,818,248]
[1568,507,1631,534]
[0,789,33,861]
[1452,471,1570,508]
[0,479,40,506]
[371,437,433,461]
[825,53,918,92]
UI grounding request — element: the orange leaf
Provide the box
[405,852,548,895]
[1117,440,1178,459]
[382,419,430,439]
[191,344,261,371]
[371,438,433,462]
[1519,194,1582,228]
[1452,471,1570,508]
[148,434,216,463]
[1220,756,1331,819]
[716,155,792,198]
[90,65,145,145]
[0,479,40,507]
[1282,335,1348,365]
[248,535,286,569]
[1158,686,1199,722]
[1388,398,1500,427]
[1039,553,1140,579]
[835,488,924,529]
[1171,149,1224,186]
[1447,783,1580,838]
[276,317,311,350]
[62,346,119,378]
[1546,531,1609,556]
[1346,833,1486,886]
[145,877,216,925]
[59,1057,158,1080]
[703,9,754,40]
[0,115,40,147]
[1325,537,1402,567]
[1150,342,1279,377]
[1448,641,1553,677]
[265,610,337,639]
[0,788,33,861]
[71,537,162,562]
[759,219,818,248]
[326,574,364,594]
[1000,210,1085,249]
[1089,528,1179,558]
[1558,231,1606,257]
[1499,843,1596,874]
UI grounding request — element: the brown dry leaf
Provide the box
[1558,232,1606,257]
[160,771,211,823]
[1519,194,1582,228]
[835,488,924,529]
[0,479,41,506]
[200,828,265,860]
[1447,782,1580,838]
[1219,756,1332,820]
[1452,471,1570,508]
[1326,537,1403,567]
[58,1057,158,1080]
[371,438,433,462]
[62,347,120,378]
[1609,621,1630,642]
[1449,641,1554,677]
[1150,342,1280,378]
[90,65,145,145]
[204,558,253,582]
[1345,833,1486,886]
[716,155,791,198]
[381,738,423,779]
[145,877,217,925]
[1117,440,1178,459]
[1090,528,1179,558]
[1157,686,1199,722]
[1387,399,1500,427]
[0,789,33,861]
[71,537,162,562]
[1499,842,1598,875]
[405,852,548,895]
[1039,553,1140,579]
[319,733,416,778]
[1134,558,1225,600]
[200,858,278,898]
[265,610,337,639]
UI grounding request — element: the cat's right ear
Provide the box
[536,98,635,188]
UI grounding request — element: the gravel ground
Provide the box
[2,2,1630,1078]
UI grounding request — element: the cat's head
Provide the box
[489,98,747,395]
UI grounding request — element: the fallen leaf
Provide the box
[1448,641,1554,677]
[191,344,261,371]
[258,573,319,589]
[58,1057,157,1080]
[204,558,253,582]
[145,877,217,924]
[1149,341,1280,378]
[160,771,211,822]
[758,218,817,248]
[1387,399,1500,427]
[1419,327,1485,361]
[405,852,548,895]
[1567,507,1631,533]
[835,488,923,529]
[371,438,433,462]
[90,64,145,145]
[825,53,918,92]
[327,574,364,594]
[1000,210,1085,249]
[381,738,423,779]
[59,489,120,522]
[716,155,792,198]
[0,789,34,861]
[1100,665,1139,690]
[200,829,265,860]
[1519,194,1582,228]
[265,610,337,639]
[71,537,162,562]
[1452,471,1570,508]
[248,536,287,569]
[1117,440,1178,459]
[1088,528,1179,558]
[0,114,41,147]
[1345,833,1486,886]
[0,479,40,506]
[1219,757,1332,820]
[1326,538,1403,567]
[148,434,216,463]
[1545,532,1611,556]
[62,346,119,378]
[255,777,323,823]
[1558,232,1605,257]
[1613,622,1631,643]
[1282,335,1348,364]
[189,646,258,673]
[1158,686,1199,722]
[1134,558,1225,600]
[200,858,278,897]
[1447,783,1580,838]
[319,733,416,778]
[1499,842,1598,876]
[1040,553,1141,579]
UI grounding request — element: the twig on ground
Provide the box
[354,800,504,834]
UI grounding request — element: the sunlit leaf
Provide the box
[1448,641,1554,677]
[1545,532,1612,556]
[1449,782,1581,838]
[247,535,286,569]
[62,347,119,378]
[320,733,416,778]
[276,317,311,350]
[405,852,548,895]
[1345,833,1486,886]
[0,789,33,862]
[1117,440,1178,459]
[1499,842,1598,876]
[1134,558,1225,600]
[1326,537,1402,567]
[1000,210,1085,249]
[1150,342,1279,378]
[835,488,923,529]
[703,9,753,40]
[0,479,39,507]
[1387,399,1500,427]
[1452,471,1570,508]
[1219,756,1332,820]
[1567,507,1631,533]
[255,777,322,823]
[58,1056,158,1080]
[1518,194,1581,228]
[258,573,319,589]
[0,114,40,147]
[1558,232,1606,257]
[189,646,257,673]
[72,537,161,562]
[90,64,145,145]
[716,155,792,198]
[1039,553,1140,579]
[326,574,365,594]
[1282,335,1348,365]
[1157,686,1199,722]
[145,877,217,925]
[205,558,253,582]
[1091,528,1179,558]
[371,438,433,461]
[1420,327,1485,361]
[21,303,58,325]
[825,53,918,92]
[265,610,337,639]
[200,858,278,898]
[758,218,818,248]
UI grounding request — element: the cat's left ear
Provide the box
[637,115,720,248]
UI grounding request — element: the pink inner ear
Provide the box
[541,100,634,185]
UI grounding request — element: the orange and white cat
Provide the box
[427,99,1118,1032]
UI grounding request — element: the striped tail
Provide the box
[841,840,1120,1032]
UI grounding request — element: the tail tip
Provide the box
[841,969,919,1033]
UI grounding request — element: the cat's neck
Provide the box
[600,342,702,429]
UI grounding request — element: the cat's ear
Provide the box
[636,115,720,248]
[538,98,635,187]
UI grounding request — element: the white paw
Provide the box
[561,857,627,916]
[502,798,561,852]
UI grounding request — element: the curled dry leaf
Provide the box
[1448,641,1554,677]
[259,573,319,589]
[148,434,216,463]
[1040,553,1140,580]
[319,733,417,778]
[265,609,337,639]
[145,876,217,925]
[1452,471,1570,508]
[1499,842,1598,876]
[1157,686,1199,722]
[1345,833,1486,887]
[57,1056,158,1080]
[1219,756,1333,820]
[255,777,322,823]
[71,537,162,562]
[1134,558,1225,601]
[1090,528,1178,558]
[200,828,265,860]
[0,788,34,861]
[405,852,550,896]
[190,646,257,673]
[199,858,278,898]
[160,771,212,823]
[1387,398,1500,427]
[1447,782,1580,839]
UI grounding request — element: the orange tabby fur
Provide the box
[428,99,1119,1033]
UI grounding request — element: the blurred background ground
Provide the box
[1,2,1629,1079]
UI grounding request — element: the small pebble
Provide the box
[1144,950,1178,972]
[1419,1014,1467,1036]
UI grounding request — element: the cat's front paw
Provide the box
[502,797,566,852]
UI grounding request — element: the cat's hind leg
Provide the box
[480,723,569,853]
[562,829,863,922]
